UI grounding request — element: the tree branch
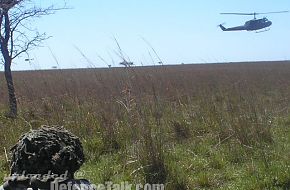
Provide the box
[10,6,60,33]
[0,0,67,61]
[12,32,49,59]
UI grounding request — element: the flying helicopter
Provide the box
[219,11,288,32]
[119,60,134,67]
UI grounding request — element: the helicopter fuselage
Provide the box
[244,18,272,31]
[220,18,272,32]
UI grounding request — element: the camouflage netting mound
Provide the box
[10,126,85,177]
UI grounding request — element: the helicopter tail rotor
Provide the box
[217,22,226,27]
[218,23,227,31]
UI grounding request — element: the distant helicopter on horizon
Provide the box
[219,11,289,33]
[119,60,134,67]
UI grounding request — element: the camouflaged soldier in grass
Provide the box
[0,126,94,190]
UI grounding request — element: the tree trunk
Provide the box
[4,62,17,118]
[0,11,17,118]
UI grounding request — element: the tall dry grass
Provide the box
[0,61,289,188]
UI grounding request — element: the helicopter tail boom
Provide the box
[219,24,247,31]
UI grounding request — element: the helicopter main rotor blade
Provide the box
[220,11,289,16]
[256,11,289,15]
[220,13,255,15]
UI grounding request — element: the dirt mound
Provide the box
[10,125,85,177]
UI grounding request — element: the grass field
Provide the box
[0,61,290,189]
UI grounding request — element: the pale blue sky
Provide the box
[11,0,290,70]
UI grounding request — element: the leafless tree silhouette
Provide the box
[0,0,64,117]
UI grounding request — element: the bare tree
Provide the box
[0,0,63,118]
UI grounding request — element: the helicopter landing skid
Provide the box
[255,28,270,33]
